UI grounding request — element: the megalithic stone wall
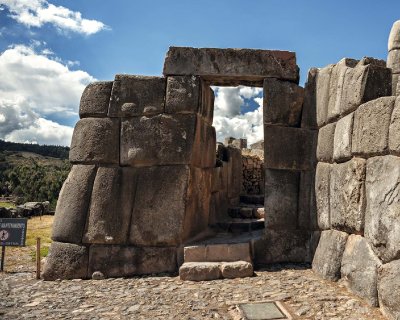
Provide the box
[311,52,400,318]
[388,21,400,95]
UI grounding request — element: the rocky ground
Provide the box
[0,263,385,320]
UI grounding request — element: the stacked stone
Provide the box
[43,72,217,280]
[311,56,400,318]
[241,149,264,195]
[388,20,400,95]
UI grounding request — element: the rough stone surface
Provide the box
[317,122,336,163]
[301,68,318,129]
[388,96,400,154]
[298,170,317,231]
[200,81,215,124]
[69,118,119,164]
[378,259,400,320]
[108,75,165,117]
[316,65,334,127]
[315,162,331,230]
[365,155,400,263]
[165,76,200,115]
[341,235,382,307]
[52,165,96,244]
[264,169,300,230]
[205,243,251,263]
[264,126,317,170]
[263,78,304,126]
[83,167,137,244]
[387,49,400,73]
[89,246,177,278]
[79,81,113,118]
[163,47,299,84]
[179,262,222,281]
[42,242,89,280]
[312,230,349,281]
[352,97,395,157]
[226,146,242,200]
[333,112,354,162]
[330,158,366,234]
[389,20,400,51]
[220,261,253,279]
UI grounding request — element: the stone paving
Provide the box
[0,264,385,320]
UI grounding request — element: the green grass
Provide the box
[30,246,50,261]
[25,215,53,261]
[0,201,15,208]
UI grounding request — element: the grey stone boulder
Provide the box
[312,229,349,281]
[42,242,89,280]
[301,68,318,129]
[333,112,354,162]
[263,78,304,127]
[108,75,165,117]
[378,259,400,320]
[52,165,96,244]
[317,123,336,163]
[388,20,400,51]
[330,158,366,234]
[316,64,334,127]
[315,162,332,230]
[365,155,400,263]
[79,81,113,118]
[341,235,382,306]
[220,261,253,279]
[352,97,395,157]
[387,49,400,73]
[179,262,222,281]
[389,96,400,155]
[70,118,119,164]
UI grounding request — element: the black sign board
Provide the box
[0,218,27,246]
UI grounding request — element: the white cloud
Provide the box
[0,0,108,35]
[0,43,96,146]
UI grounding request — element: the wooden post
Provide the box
[36,237,41,280]
[0,242,5,272]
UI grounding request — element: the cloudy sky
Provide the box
[0,0,399,146]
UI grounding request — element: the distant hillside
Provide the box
[0,139,69,159]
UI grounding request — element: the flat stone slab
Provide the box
[163,47,299,85]
[238,302,287,320]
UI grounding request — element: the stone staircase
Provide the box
[179,194,265,281]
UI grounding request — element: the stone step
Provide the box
[240,194,264,205]
[179,261,253,281]
[184,242,252,263]
[228,206,265,219]
[214,218,265,234]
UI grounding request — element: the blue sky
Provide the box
[0,0,399,145]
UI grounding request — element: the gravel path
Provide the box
[0,263,385,320]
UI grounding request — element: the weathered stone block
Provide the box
[121,114,215,168]
[264,126,317,170]
[298,170,317,231]
[209,191,228,225]
[179,262,222,281]
[200,81,215,124]
[129,166,210,246]
[165,76,200,114]
[42,242,88,280]
[392,73,400,97]
[315,162,331,230]
[317,123,336,163]
[301,68,318,129]
[52,165,96,244]
[163,47,299,84]
[264,169,300,230]
[316,65,334,127]
[341,235,382,306]
[108,75,165,117]
[389,20,400,51]
[352,97,395,157]
[330,158,366,233]
[226,146,242,200]
[184,245,206,263]
[365,155,400,263]
[220,261,253,279]
[89,245,177,278]
[378,259,400,320]
[79,81,113,118]
[83,167,137,244]
[389,97,400,154]
[312,230,349,281]
[387,49,400,73]
[69,118,119,164]
[205,243,251,263]
[333,112,354,162]
[263,78,304,126]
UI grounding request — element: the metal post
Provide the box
[0,242,5,272]
[36,237,41,280]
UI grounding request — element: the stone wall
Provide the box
[310,52,400,318]
[241,148,264,195]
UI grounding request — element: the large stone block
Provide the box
[129,165,210,246]
[200,81,215,124]
[179,262,222,281]
[163,47,299,84]
[301,68,318,129]
[220,261,253,279]
[316,122,336,163]
[388,20,400,51]
[121,114,215,168]
[315,162,332,230]
[333,112,354,162]
[263,78,304,127]
[69,118,119,164]
[83,167,137,244]
[108,75,165,117]
[264,126,317,171]
[298,170,317,231]
[89,245,177,278]
[316,65,334,127]
[393,73,400,97]
[378,259,400,320]
[42,242,89,280]
[165,76,200,114]
[389,97,400,154]
[387,49,400,73]
[79,81,113,118]
[226,146,242,200]
[312,229,349,281]
[352,97,395,157]
[341,235,382,307]
[264,169,299,230]
[52,165,96,244]
[365,155,400,263]
[330,158,366,234]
